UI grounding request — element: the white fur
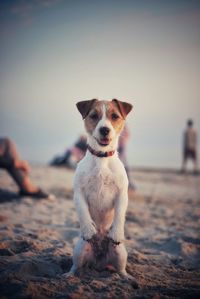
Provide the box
[66,102,131,278]
[74,150,128,241]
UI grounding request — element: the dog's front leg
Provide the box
[74,191,97,241]
[108,189,128,243]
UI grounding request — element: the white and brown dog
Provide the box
[67,98,134,280]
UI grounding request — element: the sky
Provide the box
[0,0,200,168]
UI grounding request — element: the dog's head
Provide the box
[76,99,133,151]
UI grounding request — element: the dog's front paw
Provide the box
[81,222,97,241]
[108,226,124,243]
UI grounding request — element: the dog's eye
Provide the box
[111,113,119,120]
[90,113,99,120]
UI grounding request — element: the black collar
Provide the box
[87,144,115,158]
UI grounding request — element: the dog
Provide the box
[66,98,135,281]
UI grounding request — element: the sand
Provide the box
[0,165,200,299]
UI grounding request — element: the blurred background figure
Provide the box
[50,135,87,169]
[118,125,136,190]
[181,120,199,174]
[0,137,50,198]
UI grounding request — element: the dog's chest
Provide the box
[77,156,120,212]
[83,165,118,209]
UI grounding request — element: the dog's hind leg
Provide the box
[108,242,139,288]
[63,238,93,277]
[108,242,128,275]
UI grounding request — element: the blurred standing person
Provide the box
[118,124,135,189]
[181,119,199,174]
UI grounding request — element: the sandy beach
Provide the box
[0,165,200,299]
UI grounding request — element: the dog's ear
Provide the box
[76,99,98,119]
[112,99,133,119]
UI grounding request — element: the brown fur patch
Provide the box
[76,99,98,119]
[84,101,104,134]
[112,99,133,119]
[105,101,125,134]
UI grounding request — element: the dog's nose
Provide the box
[99,126,110,136]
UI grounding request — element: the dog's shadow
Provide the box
[0,188,20,203]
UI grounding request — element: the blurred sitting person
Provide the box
[0,137,50,198]
[118,125,136,190]
[50,135,87,169]
[181,119,199,174]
